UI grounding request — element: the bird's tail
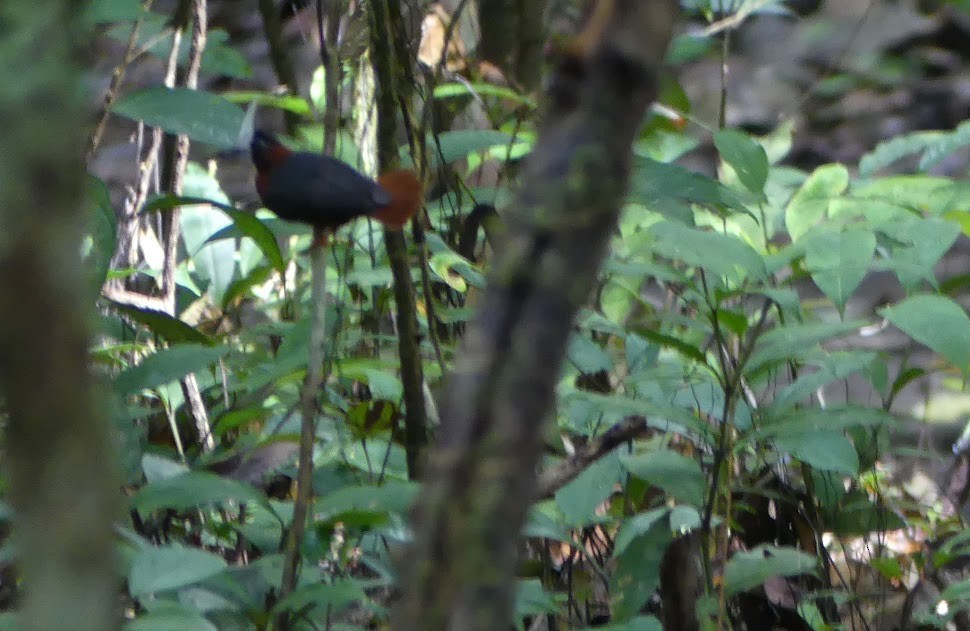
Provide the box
[374,170,423,230]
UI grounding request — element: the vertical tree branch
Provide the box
[370,0,429,479]
[392,2,679,630]
[277,5,342,625]
[0,2,120,630]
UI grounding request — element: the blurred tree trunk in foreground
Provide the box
[393,1,680,630]
[0,2,120,630]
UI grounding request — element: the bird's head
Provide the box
[250,130,291,172]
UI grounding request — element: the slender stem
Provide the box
[278,231,329,629]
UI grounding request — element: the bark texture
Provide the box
[0,2,120,630]
[392,2,679,630]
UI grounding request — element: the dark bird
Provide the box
[250,130,422,232]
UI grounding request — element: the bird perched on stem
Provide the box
[250,130,422,235]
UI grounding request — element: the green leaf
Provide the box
[114,343,228,396]
[567,333,613,375]
[828,493,905,535]
[132,470,273,514]
[753,406,896,440]
[802,229,875,312]
[785,164,849,241]
[107,302,215,346]
[129,545,227,597]
[773,352,877,411]
[222,91,312,116]
[724,545,817,596]
[621,450,705,507]
[774,430,858,475]
[610,516,672,621]
[745,321,865,374]
[859,131,946,176]
[434,82,535,108]
[124,602,218,631]
[669,505,701,534]
[880,218,960,289]
[271,578,366,617]
[221,211,285,273]
[648,222,765,283]
[882,294,970,370]
[714,129,769,195]
[514,579,562,628]
[181,164,237,303]
[630,158,755,220]
[112,87,245,149]
[555,452,623,528]
[920,119,970,171]
[84,176,117,295]
[86,0,145,23]
[429,130,514,166]
[613,508,669,556]
[315,481,418,525]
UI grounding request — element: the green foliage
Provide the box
[68,3,970,630]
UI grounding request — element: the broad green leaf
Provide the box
[222,90,311,116]
[621,450,705,507]
[853,176,956,216]
[315,481,418,525]
[114,343,228,396]
[555,452,623,527]
[724,545,817,596]
[428,250,485,291]
[745,321,865,374]
[84,176,117,295]
[434,82,535,108]
[132,470,273,514]
[882,294,970,370]
[630,158,754,220]
[86,0,144,23]
[271,578,366,616]
[774,430,858,475]
[648,222,765,283]
[613,508,670,556]
[129,545,227,597]
[785,164,848,241]
[803,229,875,312]
[429,130,514,166]
[879,218,960,289]
[773,352,877,411]
[714,129,769,195]
[920,119,970,171]
[145,195,286,275]
[514,579,562,629]
[828,493,905,535]
[752,406,896,440]
[113,87,245,149]
[107,302,214,346]
[669,505,701,534]
[567,333,613,375]
[610,516,671,621]
[124,602,218,631]
[859,131,946,176]
[523,501,572,542]
[181,164,237,303]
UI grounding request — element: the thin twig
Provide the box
[87,0,155,160]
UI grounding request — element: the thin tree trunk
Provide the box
[0,2,120,630]
[393,2,679,630]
